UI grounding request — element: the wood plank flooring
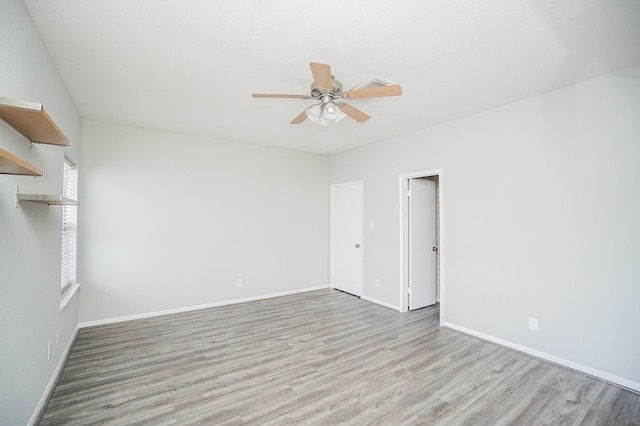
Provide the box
[39,289,640,425]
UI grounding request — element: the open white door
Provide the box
[408,178,437,310]
[330,181,363,297]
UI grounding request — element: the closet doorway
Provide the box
[399,170,443,322]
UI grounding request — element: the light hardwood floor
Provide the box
[40,289,640,425]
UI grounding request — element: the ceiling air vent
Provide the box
[350,76,395,90]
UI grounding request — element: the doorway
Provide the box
[399,170,444,322]
[330,181,363,297]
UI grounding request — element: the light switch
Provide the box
[369,221,375,230]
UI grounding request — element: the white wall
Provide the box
[330,65,640,388]
[78,121,329,323]
[0,1,82,424]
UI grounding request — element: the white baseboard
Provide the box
[442,321,640,394]
[29,326,79,426]
[361,295,401,311]
[78,285,330,328]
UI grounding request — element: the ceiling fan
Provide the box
[252,62,402,125]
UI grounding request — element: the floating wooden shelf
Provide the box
[0,96,69,146]
[16,187,78,206]
[0,147,43,176]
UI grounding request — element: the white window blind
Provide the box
[61,157,78,293]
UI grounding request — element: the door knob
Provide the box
[355,244,360,248]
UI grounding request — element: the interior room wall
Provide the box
[78,120,329,323]
[0,1,82,424]
[329,65,640,388]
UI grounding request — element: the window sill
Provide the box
[60,282,81,311]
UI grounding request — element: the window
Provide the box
[61,157,78,293]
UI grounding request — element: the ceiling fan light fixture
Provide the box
[323,101,346,123]
[325,102,337,115]
[317,114,330,126]
[305,104,322,122]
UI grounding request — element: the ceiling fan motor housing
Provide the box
[310,76,343,100]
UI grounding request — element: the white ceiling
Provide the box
[23,0,640,154]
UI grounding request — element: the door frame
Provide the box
[399,169,444,323]
[330,180,364,297]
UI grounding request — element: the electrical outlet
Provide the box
[47,341,52,360]
[236,278,243,287]
[374,279,380,288]
[528,317,539,331]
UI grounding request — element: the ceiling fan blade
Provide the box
[290,109,308,124]
[339,103,370,123]
[252,93,312,99]
[309,62,333,90]
[343,84,403,100]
